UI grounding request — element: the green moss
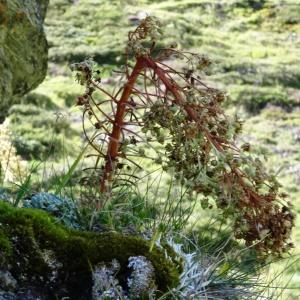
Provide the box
[0,228,12,267]
[0,201,180,296]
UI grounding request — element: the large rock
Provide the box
[0,0,49,122]
[0,202,180,299]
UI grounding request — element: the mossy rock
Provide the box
[0,202,180,299]
[0,0,49,122]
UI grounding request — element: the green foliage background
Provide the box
[4,0,300,297]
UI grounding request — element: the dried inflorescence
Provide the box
[128,16,162,56]
[72,17,295,255]
[0,121,26,183]
[235,203,294,253]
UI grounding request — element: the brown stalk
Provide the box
[99,56,146,195]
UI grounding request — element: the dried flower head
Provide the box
[0,121,26,184]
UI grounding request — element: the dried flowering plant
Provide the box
[72,17,294,255]
[0,121,26,184]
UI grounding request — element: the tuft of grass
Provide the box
[159,233,300,300]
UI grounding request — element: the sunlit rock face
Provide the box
[0,0,49,122]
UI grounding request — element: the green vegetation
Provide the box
[8,104,76,160]
[0,201,179,298]
[1,0,300,298]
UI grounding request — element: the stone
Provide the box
[0,0,49,122]
[0,201,180,299]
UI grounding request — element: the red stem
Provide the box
[144,57,223,152]
[99,55,265,211]
[145,57,264,206]
[99,56,146,196]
